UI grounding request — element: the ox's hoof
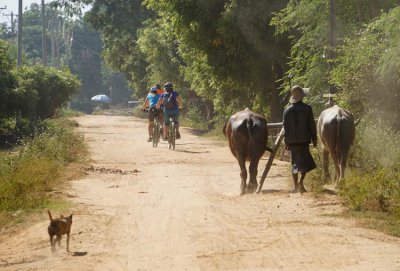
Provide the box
[299,186,307,194]
[240,186,246,196]
[246,183,257,194]
[324,175,332,182]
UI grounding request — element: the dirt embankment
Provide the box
[1,115,399,271]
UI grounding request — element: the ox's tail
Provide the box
[336,110,342,163]
[246,118,272,152]
[47,209,53,222]
[246,118,256,143]
[222,119,228,137]
[354,117,361,127]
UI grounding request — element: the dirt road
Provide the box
[1,115,400,271]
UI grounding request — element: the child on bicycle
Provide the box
[156,82,183,140]
[142,86,164,142]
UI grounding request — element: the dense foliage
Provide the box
[15,65,80,120]
[331,7,400,127]
[0,40,17,121]
[65,0,290,120]
[272,0,400,115]
[0,40,80,143]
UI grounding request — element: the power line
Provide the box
[71,38,102,56]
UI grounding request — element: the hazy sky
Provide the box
[1,0,41,14]
[0,0,41,24]
[0,1,90,24]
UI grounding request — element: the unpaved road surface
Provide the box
[1,115,400,271]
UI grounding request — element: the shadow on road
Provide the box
[174,149,210,154]
[185,128,209,136]
[259,189,283,194]
[72,251,88,257]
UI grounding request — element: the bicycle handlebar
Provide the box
[144,107,184,112]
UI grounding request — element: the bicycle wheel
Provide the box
[170,121,176,150]
[168,122,172,149]
[155,119,161,146]
[152,118,160,147]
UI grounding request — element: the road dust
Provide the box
[0,115,399,270]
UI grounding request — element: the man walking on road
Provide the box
[283,86,317,193]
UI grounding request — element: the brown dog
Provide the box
[47,209,72,253]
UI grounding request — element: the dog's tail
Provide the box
[47,209,53,222]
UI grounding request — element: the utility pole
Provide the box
[41,0,47,65]
[329,0,337,50]
[56,19,61,68]
[11,12,15,35]
[0,9,17,37]
[17,0,23,66]
[328,0,336,94]
[2,12,16,37]
[16,0,23,126]
[0,6,6,39]
[51,15,56,67]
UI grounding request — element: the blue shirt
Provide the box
[147,93,160,107]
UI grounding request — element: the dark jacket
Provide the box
[283,101,317,145]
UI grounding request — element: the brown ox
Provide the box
[317,105,357,181]
[223,109,271,195]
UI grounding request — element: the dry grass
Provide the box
[0,118,88,229]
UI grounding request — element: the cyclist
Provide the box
[156,82,183,140]
[142,86,163,142]
[155,83,164,95]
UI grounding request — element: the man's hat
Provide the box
[289,86,309,103]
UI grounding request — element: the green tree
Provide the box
[84,0,151,98]
[331,6,400,128]
[271,0,400,113]
[59,0,291,120]
[101,66,132,105]
[0,40,17,120]
[22,3,70,66]
[21,3,135,110]
[15,65,81,119]
[67,20,102,102]
[22,3,45,63]
[143,0,290,120]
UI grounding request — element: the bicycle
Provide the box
[166,108,183,150]
[152,114,162,147]
[144,108,162,148]
[168,116,176,150]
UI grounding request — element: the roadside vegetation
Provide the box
[338,121,400,236]
[0,118,87,228]
[0,39,85,228]
[0,119,87,212]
